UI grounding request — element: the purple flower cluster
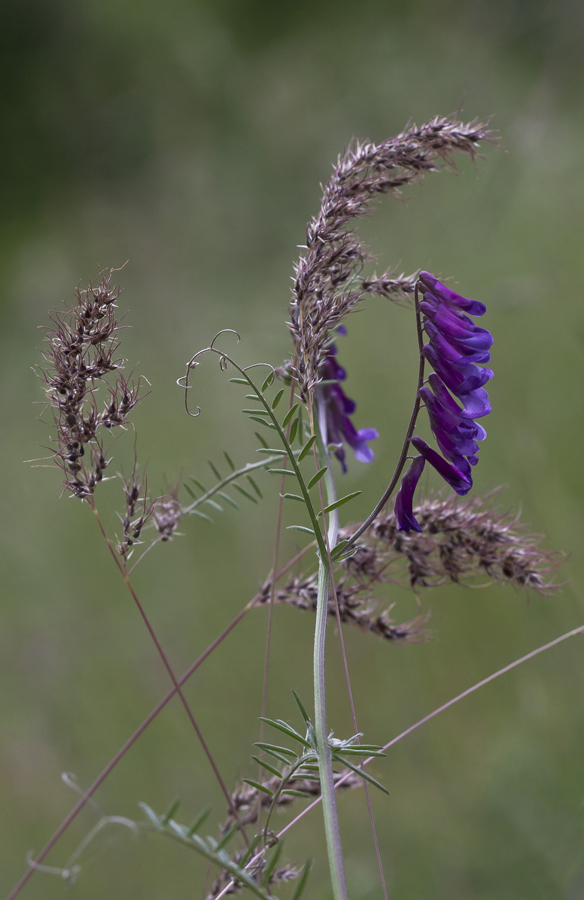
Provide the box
[320,329,379,473]
[396,272,493,532]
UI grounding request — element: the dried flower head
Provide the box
[345,493,563,593]
[289,116,496,396]
[255,573,427,643]
[204,769,361,899]
[37,270,146,500]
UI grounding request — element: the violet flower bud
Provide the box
[411,437,473,496]
[319,334,378,472]
[395,455,426,532]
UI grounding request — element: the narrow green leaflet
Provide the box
[281,493,304,502]
[290,860,312,900]
[218,491,239,509]
[208,460,222,480]
[187,806,212,837]
[261,371,275,391]
[246,475,262,497]
[251,756,283,778]
[259,717,311,747]
[161,798,181,825]
[272,389,285,409]
[297,434,317,461]
[286,525,315,535]
[191,509,214,523]
[255,431,269,448]
[248,416,276,429]
[232,483,259,504]
[260,840,284,887]
[292,690,311,727]
[282,403,299,428]
[307,467,327,489]
[242,779,273,796]
[229,377,248,385]
[332,755,389,794]
[190,476,207,492]
[288,417,299,444]
[330,539,350,560]
[254,742,297,759]
[322,491,362,514]
[139,802,162,828]
[223,451,236,471]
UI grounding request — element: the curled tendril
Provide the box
[243,363,275,374]
[179,332,277,420]
[210,328,241,350]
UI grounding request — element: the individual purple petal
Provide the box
[422,302,494,353]
[411,436,473,495]
[423,344,493,397]
[395,456,426,532]
[419,271,487,317]
[319,336,378,470]
[338,414,379,462]
[457,387,491,419]
[427,372,491,421]
[425,323,492,366]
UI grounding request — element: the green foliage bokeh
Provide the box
[2,1,584,897]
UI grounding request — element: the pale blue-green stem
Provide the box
[312,387,348,900]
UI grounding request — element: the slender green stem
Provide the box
[181,455,283,516]
[314,560,348,900]
[311,390,348,900]
[343,282,426,551]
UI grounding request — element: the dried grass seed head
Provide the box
[38,270,146,500]
[289,116,496,396]
[343,492,563,594]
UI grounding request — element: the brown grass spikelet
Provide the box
[289,116,497,396]
[37,269,147,500]
[255,575,428,642]
[205,771,361,899]
[343,492,564,594]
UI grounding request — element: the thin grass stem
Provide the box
[89,502,248,841]
[343,283,425,551]
[7,546,314,900]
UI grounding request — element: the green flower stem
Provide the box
[314,560,348,900]
[312,389,348,900]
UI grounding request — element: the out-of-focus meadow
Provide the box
[2,0,584,897]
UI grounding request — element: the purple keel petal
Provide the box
[395,455,425,532]
[419,272,487,317]
[411,437,473,495]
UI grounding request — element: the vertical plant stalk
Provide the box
[315,389,389,900]
[342,284,426,551]
[311,392,348,900]
[89,501,248,842]
[313,559,348,900]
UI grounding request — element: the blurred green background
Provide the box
[3,0,584,897]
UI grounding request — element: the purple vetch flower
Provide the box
[395,455,426,532]
[397,272,492,525]
[319,335,379,473]
[411,437,473,496]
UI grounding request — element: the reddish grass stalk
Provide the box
[89,502,246,839]
[7,547,312,900]
[275,623,584,843]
